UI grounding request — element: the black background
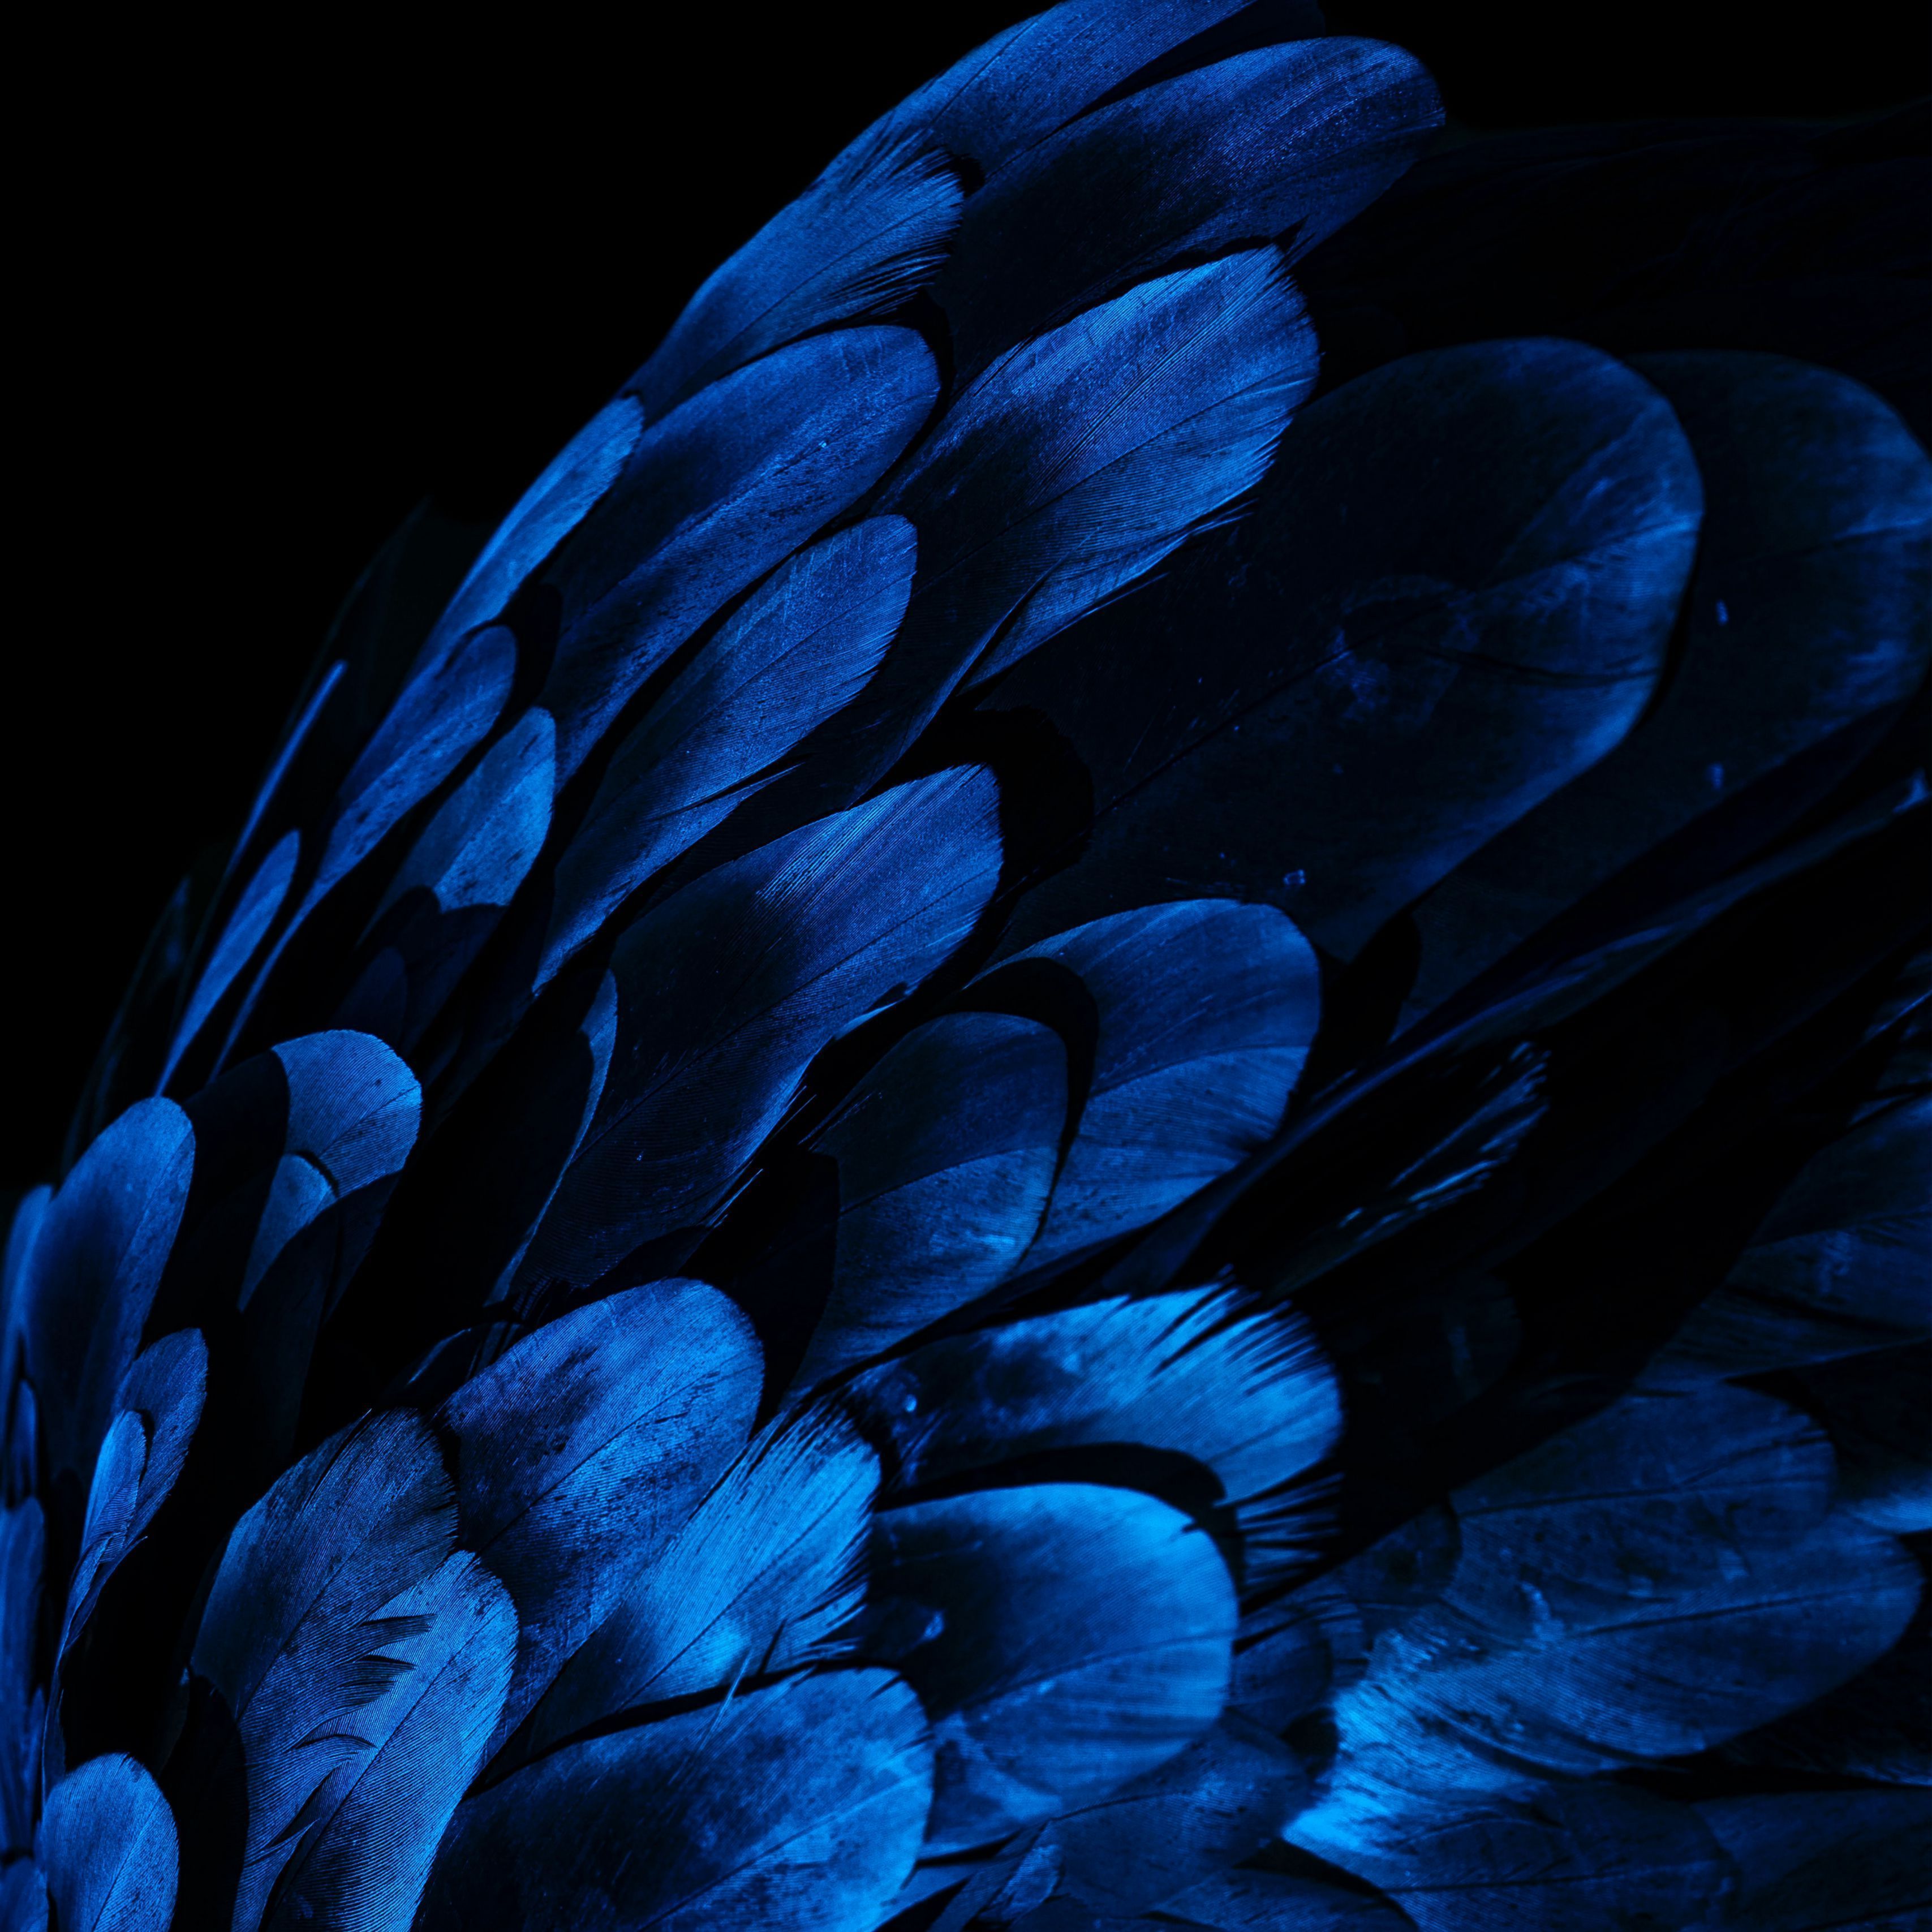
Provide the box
[10,1,1927,1189]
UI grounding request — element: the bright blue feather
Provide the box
[436,1279,761,1747]
[36,1754,176,1932]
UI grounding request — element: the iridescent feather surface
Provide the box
[5,5,1929,1928]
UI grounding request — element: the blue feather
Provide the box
[36,1753,177,1932]
[993,338,1705,962]
[541,518,918,989]
[435,1279,761,1746]
[878,0,1317,175]
[1301,1783,1733,1932]
[1290,1385,1921,1892]
[18,1099,193,1495]
[190,1409,513,1932]
[0,1502,44,1856]
[849,1286,1339,1585]
[46,1332,206,1785]
[540,326,938,786]
[1049,1710,1306,1913]
[341,706,556,1051]
[1649,1088,1931,1382]
[525,765,1002,1289]
[884,248,1315,704]
[935,39,1441,380]
[626,130,962,418]
[1698,1788,1932,1931]
[419,1671,933,1930]
[524,1405,876,1753]
[425,395,646,660]
[989,902,1319,1271]
[793,1011,1068,1393]
[1408,351,1932,1018]
[1159,1867,1415,1929]
[869,1482,1236,1853]
[160,829,299,1091]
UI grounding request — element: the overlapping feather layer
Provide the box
[5,3,1927,1927]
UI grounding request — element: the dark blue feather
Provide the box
[0,1502,44,1857]
[1049,1710,1307,1913]
[625,130,962,418]
[1649,1087,1930,1381]
[1407,350,1932,1018]
[424,396,645,660]
[541,517,917,989]
[161,829,299,1090]
[879,0,1320,175]
[46,1332,205,1785]
[18,1099,193,1496]
[793,1011,1067,1392]
[993,338,1704,962]
[540,326,938,786]
[1698,1788,1932,1931]
[1290,1385,1921,1891]
[435,1279,761,1745]
[1158,1868,1414,1929]
[935,39,1440,380]
[524,765,1002,1288]
[419,1671,933,1930]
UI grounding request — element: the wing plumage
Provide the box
[8,3,1926,1926]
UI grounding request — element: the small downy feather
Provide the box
[541,518,917,988]
[990,902,1320,1272]
[37,1753,177,1932]
[420,1671,933,1931]
[539,326,937,786]
[625,129,962,417]
[189,1409,510,1932]
[849,1286,1340,1585]
[791,1011,1068,1393]
[935,38,1442,380]
[523,1405,875,1753]
[992,338,1704,962]
[435,1279,762,1745]
[19,1098,193,1494]
[523,766,1002,1289]
[868,1482,1236,1853]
